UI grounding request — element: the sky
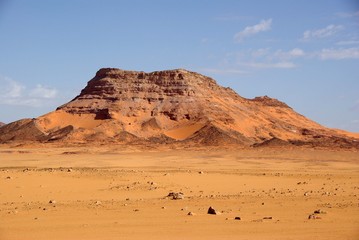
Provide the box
[0,0,358,132]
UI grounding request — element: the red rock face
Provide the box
[0,68,358,149]
[57,68,226,122]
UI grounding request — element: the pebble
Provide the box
[167,192,184,200]
[314,209,327,214]
[207,206,220,215]
[308,214,321,220]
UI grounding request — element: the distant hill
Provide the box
[0,68,358,149]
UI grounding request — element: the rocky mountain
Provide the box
[0,122,5,127]
[0,68,358,148]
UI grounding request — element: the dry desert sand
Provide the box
[0,146,358,240]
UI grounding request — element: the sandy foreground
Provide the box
[0,146,358,240]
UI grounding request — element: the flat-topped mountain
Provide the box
[0,68,358,148]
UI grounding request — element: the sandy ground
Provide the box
[0,147,358,240]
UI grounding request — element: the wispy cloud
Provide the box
[301,24,343,41]
[234,19,272,42]
[238,48,303,69]
[273,48,305,60]
[4,79,25,98]
[240,61,296,69]
[336,11,359,18]
[336,40,359,45]
[319,48,359,60]
[0,76,58,107]
[29,85,58,99]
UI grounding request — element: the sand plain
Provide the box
[0,146,358,240]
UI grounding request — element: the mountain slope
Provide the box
[0,68,358,148]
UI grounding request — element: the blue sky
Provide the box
[0,0,358,132]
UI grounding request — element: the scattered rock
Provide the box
[308,214,321,220]
[95,201,102,206]
[167,192,184,200]
[187,212,196,216]
[49,200,56,204]
[314,209,327,214]
[67,168,73,172]
[199,171,204,174]
[234,216,241,220]
[263,216,273,220]
[207,206,219,215]
[6,176,11,179]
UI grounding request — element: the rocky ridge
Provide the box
[0,68,358,149]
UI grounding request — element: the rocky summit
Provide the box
[0,68,358,148]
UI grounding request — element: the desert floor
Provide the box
[0,146,358,240]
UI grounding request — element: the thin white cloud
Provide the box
[319,48,359,60]
[289,48,305,57]
[302,25,343,41]
[29,84,58,99]
[0,76,58,107]
[336,11,359,18]
[229,48,301,69]
[234,19,272,42]
[274,48,305,60]
[240,61,296,69]
[336,40,359,45]
[251,48,270,58]
[4,79,25,98]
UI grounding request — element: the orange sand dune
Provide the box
[165,123,205,140]
[37,110,102,131]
